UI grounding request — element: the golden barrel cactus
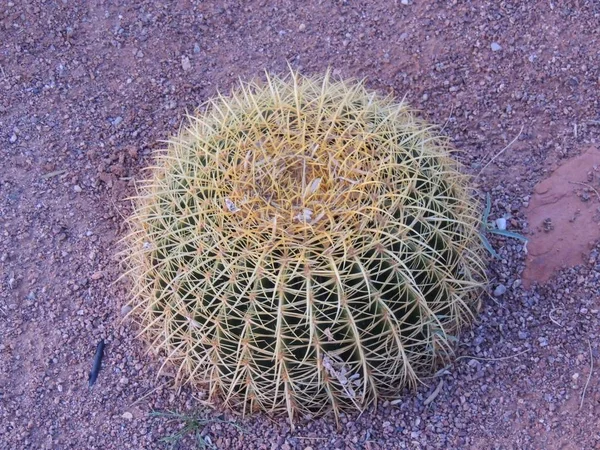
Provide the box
[125,71,486,424]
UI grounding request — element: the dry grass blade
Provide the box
[569,181,600,203]
[454,348,530,363]
[580,339,593,411]
[476,126,523,178]
[128,380,173,408]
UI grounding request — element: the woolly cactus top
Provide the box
[125,71,487,425]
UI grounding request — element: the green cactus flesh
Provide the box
[125,71,487,423]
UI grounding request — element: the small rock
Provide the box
[401,0,411,4]
[127,146,138,159]
[121,305,133,316]
[91,271,103,280]
[9,134,17,143]
[495,217,507,230]
[122,411,133,420]
[468,358,481,368]
[181,56,192,71]
[112,116,123,126]
[518,331,528,340]
[493,284,507,297]
[298,23,306,32]
[491,42,502,52]
[193,43,201,54]
[73,185,82,193]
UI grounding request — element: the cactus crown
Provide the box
[125,71,486,424]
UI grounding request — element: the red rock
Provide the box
[523,147,600,287]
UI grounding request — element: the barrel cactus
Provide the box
[125,71,487,424]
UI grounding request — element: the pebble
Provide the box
[493,284,507,297]
[298,23,306,32]
[181,56,192,71]
[91,271,103,280]
[73,185,82,193]
[491,42,502,52]
[518,331,529,340]
[9,134,17,143]
[495,218,507,230]
[122,412,133,420]
[121,305,133,316]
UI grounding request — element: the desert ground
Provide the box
[1,1,599,449]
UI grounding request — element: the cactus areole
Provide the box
[125,71,487,424]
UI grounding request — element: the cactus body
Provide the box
[125,71,486,423]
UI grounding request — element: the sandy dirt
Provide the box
[1,1,599,449]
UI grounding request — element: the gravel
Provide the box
[493,284,507,297]
[1,1,599,449]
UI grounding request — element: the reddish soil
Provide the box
[1,1,600,450]
[523,146,600,287]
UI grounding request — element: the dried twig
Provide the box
[423,379,444,406]
[41,169,67,179]
[580,339,594,410]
